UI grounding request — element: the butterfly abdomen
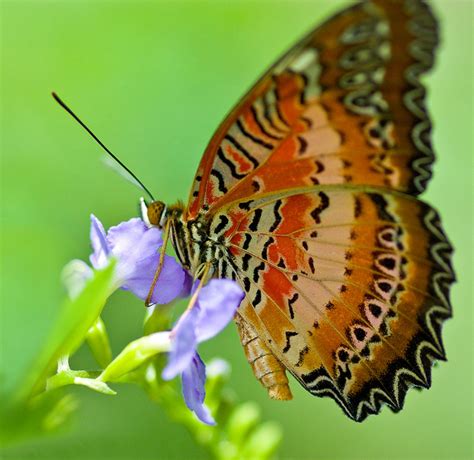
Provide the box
[235,313,293,401]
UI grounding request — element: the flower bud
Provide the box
[86,317,112,368]
[99,332,171,382]
[242,421,282,459]
[226,402,261,446]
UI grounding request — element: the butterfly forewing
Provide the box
[187,0,439,221]
[182,0,454,421]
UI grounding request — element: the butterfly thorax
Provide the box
[166,205,227,278]
[146,200,226,277]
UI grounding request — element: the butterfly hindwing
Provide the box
[187,0,439,220]
[212,187,453,421]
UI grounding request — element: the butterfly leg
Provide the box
[235,313,292,401]
[145,219,171,306]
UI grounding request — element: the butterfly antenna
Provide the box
[51,91,155,202]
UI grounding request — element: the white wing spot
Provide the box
[289,48,318,72]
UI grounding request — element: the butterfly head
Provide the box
[147,200,167,228]
[140,198,167,228]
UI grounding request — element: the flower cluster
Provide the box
[84,215,244,424]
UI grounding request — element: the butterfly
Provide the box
[141,0,456,421]
[56,0,455,422]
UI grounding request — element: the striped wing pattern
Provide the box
[209,187,453,420]
[182,0,454,420]
[187,0,439,220]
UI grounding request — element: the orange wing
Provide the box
[211,187,453,420]
[186,0,439,220]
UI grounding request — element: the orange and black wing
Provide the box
[212,186,453,420]
[186,0,439,220]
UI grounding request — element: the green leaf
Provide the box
[13,262,116,405]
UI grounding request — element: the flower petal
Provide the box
[195,279,244,342]
[179,271,194,298]
[122,254,185,304]
[161,307,199,380]
[107,218,162,265]
[99,217,185,303]
[181,353,215,425]
[89,214,110,269]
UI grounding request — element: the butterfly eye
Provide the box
[147,201,167,228]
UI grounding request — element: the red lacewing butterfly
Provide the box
[54,0,454,422]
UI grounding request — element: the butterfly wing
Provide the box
[183,0,454,420]
[212,187,453,421]
[186,0,439,220]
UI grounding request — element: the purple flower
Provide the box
[86,214,244,425]
[162,279,244,424]
[89,215,185,304]
[182,353,214,425]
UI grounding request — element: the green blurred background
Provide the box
[1,0,472,459]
